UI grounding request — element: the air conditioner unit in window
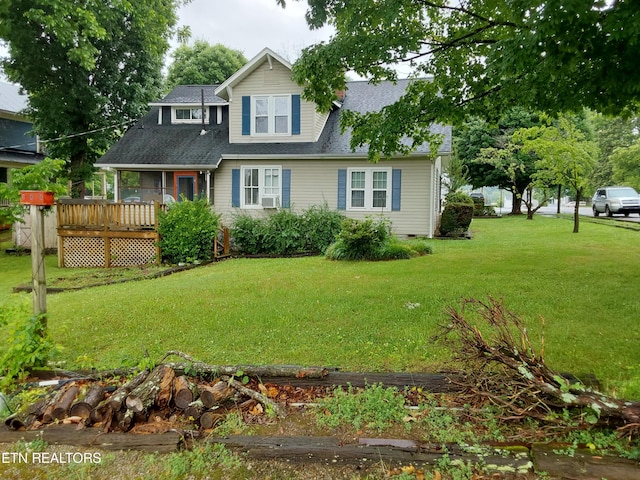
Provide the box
[261,196,279,208]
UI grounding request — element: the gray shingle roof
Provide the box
[97,79,452,168]
[153,85,227,105]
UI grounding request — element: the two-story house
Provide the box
[96,48,451,237]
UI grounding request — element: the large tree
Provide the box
[283,0,640,159]
[610,142,640,192]
[455,108,542,214]
[165,41,247,90]
[515,117,598,233]
[591,113,640,189]
[0,0,181,197]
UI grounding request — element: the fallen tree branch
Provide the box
[158,351,329,380]
[439,297,640,430]
[222,375,285,419]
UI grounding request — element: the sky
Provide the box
[0,0,335,82]
[171,0,334,64]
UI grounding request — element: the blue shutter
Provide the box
[232,169,240,207]
[337,169,347,210]
[241,96,250,135]
[291,94,301,135]
[282,169,291,208]
[392,169,401,211]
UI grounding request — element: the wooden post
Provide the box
[223,227,229,255]
[30,204,47,316]
[104,201,111,268]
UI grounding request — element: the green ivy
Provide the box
[0,297,55,389]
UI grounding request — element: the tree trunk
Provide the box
[69,151,89,199]
[199,411,225,429]
[525,187,534,219]
[52,385,80,421]
[70,384,105,420]
[126,365,175,413]
[184,399,205,421]
[557,184,562,214]
[4,398,48,430]
[199,381,234,408]
[117,409,136,432]
[173,375,197,409]
[573,189,581,233]
[510,188,523,215]
[42,386,73,424]
[92,369,149,422]
[161,360,329,380]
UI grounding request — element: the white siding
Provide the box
[313,109,331,141]
[213,157,438,237]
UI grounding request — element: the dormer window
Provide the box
[252,95,290,135]
[242,94,300,137]
[172,107,207,124]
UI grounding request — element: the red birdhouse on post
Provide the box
[19,190,54,316]
[19,190,55,206]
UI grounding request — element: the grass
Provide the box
[1,216,639,399]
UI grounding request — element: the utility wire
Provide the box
[0,118,137,151]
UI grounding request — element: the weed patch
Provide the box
[315,383,408,432]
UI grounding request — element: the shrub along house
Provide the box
[96,48,452,237]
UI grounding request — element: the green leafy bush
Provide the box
[0,298,55,389]
[300,204,345,253]
[445,191,474,205]
[439,192,474,236]
[261,209,304,254]
[230,205,344,255]
[326,217,433,261]
[0,158,67,226]
[471,195,485,216]
[471,196,497,217]
[158,199,220,264]
[325,217,391,260]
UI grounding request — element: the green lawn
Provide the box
[1,216,639,398]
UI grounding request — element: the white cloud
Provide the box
[0,1,334,81]
[173,0,334,63]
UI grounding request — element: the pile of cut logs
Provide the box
[4,364,286,433]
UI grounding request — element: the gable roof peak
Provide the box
[215,47,292,100]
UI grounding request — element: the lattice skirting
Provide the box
[110,237,156,267]
[62,236,157,268]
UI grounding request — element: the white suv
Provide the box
[592,186,640,217]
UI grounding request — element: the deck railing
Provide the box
[56,200,229,267]
[57,200,164,267]
[56,200,164,231]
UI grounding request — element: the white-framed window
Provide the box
[347,168,391,210]
[172,107,207,124]
[252,95,290,135]
[241,166,282,208]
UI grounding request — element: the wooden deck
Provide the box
[56,200,230,267]
[56,200,163,267]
